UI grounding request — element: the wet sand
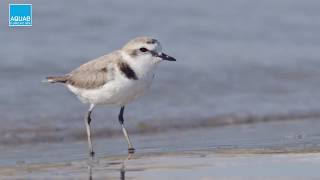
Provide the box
[2,151,320,179]
[1,119,320,179]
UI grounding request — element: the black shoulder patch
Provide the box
[118,62,138,80]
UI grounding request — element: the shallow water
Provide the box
[1,120,320,179]
[1,119,320,166]
[1,0,320,143]
[3,152,320,179]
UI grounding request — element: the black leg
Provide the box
[118,106,125,124]
[87,111,92,124]
[118,106,135,154]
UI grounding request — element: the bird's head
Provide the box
[122,37,176,64]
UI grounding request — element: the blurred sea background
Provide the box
[1,0,320,145]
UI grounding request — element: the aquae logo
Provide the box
[9,4,32,27]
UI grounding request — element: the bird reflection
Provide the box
[88,152,134,180]
[88,164,92,180]
[120,153,134,180]
[120,163,125,180]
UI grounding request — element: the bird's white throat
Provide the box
[121,51,159,79]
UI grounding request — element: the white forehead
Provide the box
[122,37,162,52]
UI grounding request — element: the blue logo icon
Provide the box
[9,4,32,27]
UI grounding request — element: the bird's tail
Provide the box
[44,75,68,83]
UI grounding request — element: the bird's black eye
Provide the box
[139,47,148,52]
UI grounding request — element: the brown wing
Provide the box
[66,52,120,89]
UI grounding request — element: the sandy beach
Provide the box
[1,119,320,179]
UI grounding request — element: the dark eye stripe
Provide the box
[139,47,148,52]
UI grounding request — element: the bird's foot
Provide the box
[128,148,135,154]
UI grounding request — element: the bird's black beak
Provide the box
[156,52,176,61]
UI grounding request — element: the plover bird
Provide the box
[46,37,176,156]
